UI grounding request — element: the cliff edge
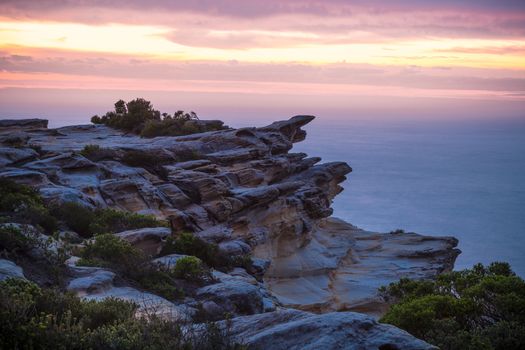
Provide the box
[0,116,459,349]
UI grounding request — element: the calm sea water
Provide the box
[293,119,525,277]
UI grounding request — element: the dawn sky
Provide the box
[1,0,524,125]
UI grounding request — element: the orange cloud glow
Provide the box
[0,0,524,121]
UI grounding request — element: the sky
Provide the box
[0,0,524,125]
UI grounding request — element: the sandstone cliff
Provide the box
[0,116,459,349]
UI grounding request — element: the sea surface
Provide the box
[293,119,525,277]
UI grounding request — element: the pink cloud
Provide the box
[1,1,525,41]
[1,48,524,97]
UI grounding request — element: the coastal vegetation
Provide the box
[0,178,242,348]
[0,178,58,233]
[380,262,525,350]
[0,278,241,349]
[51,201,167,238]
[161,232,252,271]
[76,233,188,301]
[91,98,227,137]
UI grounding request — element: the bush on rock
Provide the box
[380,262,525,350]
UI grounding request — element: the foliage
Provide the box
[161,233,250,271]
[78,234,142,268]
[91,98,226,137]
[173,256,209,281]
[389,229,405,234]
[52,202,167,238]
[141,117,225,138]
[0,224,38,255]
[0,278,243,349]
[380,262,525,350]
[79,144,116,162]
[0,178,58,233]
[0,178,43,211]
[78,234,184,301]
[161,233,222,268]
[89,207,167,235]
[132,268,185,301]
[0,223,69,284]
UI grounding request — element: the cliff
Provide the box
[0,116,459,349]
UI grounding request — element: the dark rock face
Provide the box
[0,116,458,349]
[0,118,48,129]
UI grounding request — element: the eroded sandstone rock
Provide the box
[115,227,171,255]
[0,259,26,281]
[1,116,459,348]
[220,309,437,350]
[262,217,460,316]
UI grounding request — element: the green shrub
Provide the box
[130,268,184,301]
[53,202,167,238]
[380,262,525,350]
[0,178,57,233]
[79,297,137,330]
[78,234,184,301]
[91,98,227,138]
[0,178,43,212]
[141,118,223,138]
[0,224,69,283]
[52,202,95,237]
[173,256,209,281]
[89,208,167,235]
[91,115,102,124]
[0,278,242,349]
[161,233,249,271]
[80,144,116,162]
[78,234,142,268]
[389,229,405,234]
[161,233,221,267]
[0,225,38,254]
[80,144,101,157]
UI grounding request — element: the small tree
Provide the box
[90,98,226,137]
[114,99,127,115]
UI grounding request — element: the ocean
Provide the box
[293,119,525,277]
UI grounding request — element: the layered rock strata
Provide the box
[0,116,460,348]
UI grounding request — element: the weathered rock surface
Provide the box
[0,118,48,129]
[220,309,437,350]
[115,227,171,255]
[152,253,190,268]
[263,217,459,316]
[84,286,194,321]
[1,116,460,348]
[65,260,195,321]
[195,268,278,318]
[0,259,26,281]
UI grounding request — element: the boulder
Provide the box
[0,259,26,281]
[152,254,190,268]
[115,227,172,255]
[221,309,437,350]
[67,270,116,296]
[0,147,39,167]
[197,279,264,316]
[0,118,48,129]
